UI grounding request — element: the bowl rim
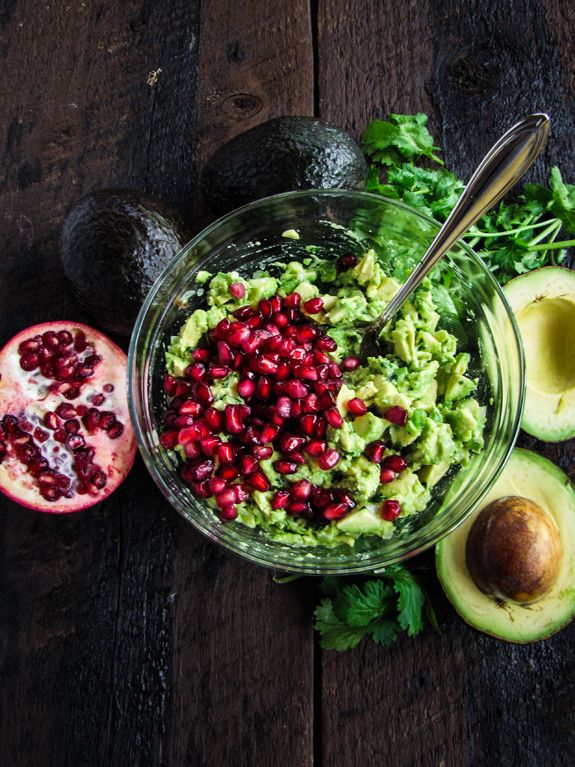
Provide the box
[128,188,525,574]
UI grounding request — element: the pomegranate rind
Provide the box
[0,321,136,513]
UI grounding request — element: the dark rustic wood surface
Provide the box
[0,2,574,766]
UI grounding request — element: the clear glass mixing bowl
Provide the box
[128,190,525,574]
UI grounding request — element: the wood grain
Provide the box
[166,3,315,765]
[318,2,575,766]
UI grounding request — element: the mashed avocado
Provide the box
[163,250,486,548]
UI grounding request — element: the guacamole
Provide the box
[161,249,486,547]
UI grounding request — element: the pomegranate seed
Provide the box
[303,297,324,314]
[234,484,249,503]
[90,393,105,407]
[41,330,59,349]
[279,433,306,453]
[274,460,298,475]
[275,396,292,419]
[180,400,202,416]
[305,439,326,457]
[315,335,337,352]
[284,292,302,308]
[43,412,60,430]
[379,468,396,484]
[290,479,312,500]
[256,376,271,399]
[20,353,39,371]
[322,503,349,520]
[318,449,340,470]
[290,450,306,465]
[327,363,342,379]
[193,348,211,362]
[195,459,216,481]
[215,341,232,365]
[285,380,308,399]
[173,415,194,429]
[209,365,229,379]
[385,406,408,426]
[264,335,282,353]
[224,404,244,434]
[303,393,320,413]
[300,414,317,436]
[272,490,290,509]
[18,338,41,354]
[208,477,226,495]
[346,397,367,416]
[256,355,279,375]
[228,323,251,347]
[259,423,279,444]
[381,499,401,521]
[98,411,116,431]
[382,455,407,473]
[318,391,334,410]
[297,325,318,343]
[313,351,331,365]
[274,312,288,329]
[366,441,386,463]
[342,356,360,371]
[180,423,210,444]
[312,489,332,509]
[313,418,327,438]
[54,402,75,419]
[247,470,271,491]
[184,442,202,460]
[287,501,309,517]
[253,445,273,460]
[217,443,235,463]
[218,465,239,481]
[232,306,255,320]
[220,504,238,521]
[33,427,49,443]
[269,296,282,313]
[67,433,85,451]
[200,435,220,456]
[296,365,318,382]
[239,454,258,474]
[214,318,232,338]
[238,379,255,399]
[202,407,221,431]
[64,419,80,434]
[335,490,356,508]
[109,424,124,442]
[229,282,246,299]
[337,253,357,270]
[325,407,343,428]
[175,382,192,398]
[214,488,237,507]
[187,363,206,382]
[194,382,214,404]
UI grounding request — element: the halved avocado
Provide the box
[436,448,575,643]
[504,267,575,441]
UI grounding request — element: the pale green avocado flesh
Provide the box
[436,448,575,642]
[504,267,575,442]
[164,248,486,548]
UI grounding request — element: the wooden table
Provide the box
[1,2,574,765]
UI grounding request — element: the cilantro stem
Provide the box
[527,219,562,247]
[467,217,552,239]
[527,238,575,251]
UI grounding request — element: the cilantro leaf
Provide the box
[314,598,365,650]
[548,166,575,231]
[370,620,398,646]
[313,564,437,652]
[386,565,425,637]
[362,113,443,166]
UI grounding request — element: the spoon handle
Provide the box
[369,113,550,334]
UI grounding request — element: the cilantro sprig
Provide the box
[314,565,438,651]
[362,113,575,284]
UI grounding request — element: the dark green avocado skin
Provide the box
[201,116,369,214]
[60,189,189,337]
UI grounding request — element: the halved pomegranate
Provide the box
[0,322,136,513]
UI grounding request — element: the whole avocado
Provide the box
[60,189,189,336]
[202,116,368,214]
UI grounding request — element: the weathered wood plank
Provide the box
[0,2,199,765]
[318,1,575,766]
[166,3,315,765]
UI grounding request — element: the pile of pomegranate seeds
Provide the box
[161,291,409,525]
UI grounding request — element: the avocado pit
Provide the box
[465,496,562,604]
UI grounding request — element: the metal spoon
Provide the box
[359,113,550,359]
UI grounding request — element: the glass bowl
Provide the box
[128,190,525,575]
